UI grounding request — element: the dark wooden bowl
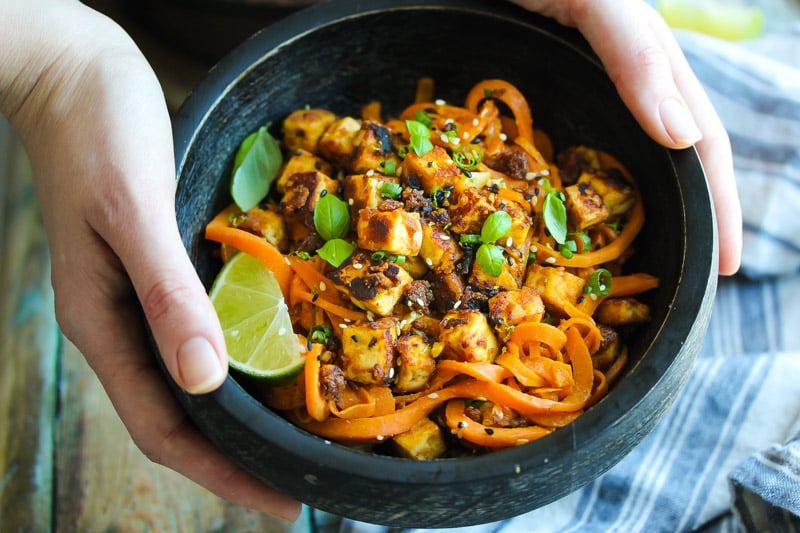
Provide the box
[169,0,717,527]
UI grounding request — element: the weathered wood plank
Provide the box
[56,339,293,532]
[0,119,58,533]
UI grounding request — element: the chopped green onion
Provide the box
[585,268,612,296]
[383,159,397,176]
[459,234,482,245]
[413,109,433,128]
[453,145,483,172]
[380,181,403,199]
[308,324,333,344]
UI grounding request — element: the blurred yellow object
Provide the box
[657,0,765,41]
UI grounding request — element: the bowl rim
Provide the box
[172,0,718,488]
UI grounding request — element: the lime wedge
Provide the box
[657,0,765,41]
[209,251,305,384]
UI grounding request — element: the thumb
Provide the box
[128,223,229,394]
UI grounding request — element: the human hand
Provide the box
[0,0,300,520]
[510,0,743,275]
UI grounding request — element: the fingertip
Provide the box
[659,97,703,147]
[176,336,228,394]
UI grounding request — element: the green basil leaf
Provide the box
[231,125,282,211]
[380,181,403,199]
[480,210,512,244]
[543,192,568,244]
[313,193,350,241]
[317,239,355,268]
[476,243,505,277]
[406,119,433,156]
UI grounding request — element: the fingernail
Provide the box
[177,337,226,394]
[659,97,702,146]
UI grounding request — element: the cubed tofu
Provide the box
[318,116,362,169]
[564,182,609,230]
[356,208,423,256]
[329,251,414,316]
[280,171,339,219]
[350,121,401,174]
[342,174,400,217]
[426,270,466,314]
[591,325,621,371]
[595,297,651,326]
[579,169,635,217]
[487,286,545,328]
[276,149,334,193]
[393,417,446,460]
[448,187,496,235]
[524,264,585,316]
[419,222,463,272]
[468,248,523,291]
[394,334,436,393]
[282,108,338,154]
[340,317,398,386]
[236,206,289,252]
[439,309,499,363]
[403,145,461,195]
[495,196,533,262]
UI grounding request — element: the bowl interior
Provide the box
[171,0,716,526]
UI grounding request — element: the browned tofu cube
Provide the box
[564,182,609,230]
[580,169,635,217]
[403,145,460,195]
[439,309,499,363]
[318,116,362,169]
[592,325,621,371]
[282,108,337,154]
[392,417,446,460]
[342,174,401,216]
[419,222,462,272]
[448,187,496,235]
[329,251,414,316]
[276,149,334,194]
[349,121,401,175]
[487,286,545,328]
[394,334,436,393]
[469,248,524,291]
[356,208,423,256]
[340,318,398,386]
[280,171,339,219]
[524,264,585,316]
[595,297,651,326]
[426,270,466,314]
[236,206,289,252]
[495,196,533,262]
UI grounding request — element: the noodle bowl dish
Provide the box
[167,0,717,527]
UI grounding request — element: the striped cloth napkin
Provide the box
[299,22,800,533]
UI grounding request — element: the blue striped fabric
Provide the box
[302,21,800,533]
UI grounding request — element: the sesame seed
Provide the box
[441,234,451,241]
[472,118,479,126]
[428,393,439,399]
[531,246,538,253]
[525,172,536,181]
[425,257,433,266]
[458,421,467,429]
[499,133,508,141]
[348,198,354,205]
[484,428,495,435]
[435,98,446,106]
[351,334,359,342]
[453,300,462,309]
[590,293,598,301]
[440,134,449,143]
[541,169,550,176]
[462,131,470,139]
[514,464,521,474]
[311,293,319,302]
[546,257,557,264]
[319,281,327,291]
[366,169,375,176]
[343,317,352,323]
[376,435,385,441]
[367,311,375,321]
[416,298,425,308]
[339,323,347,329]
[445,118,455,124]
[388,367,395,379]
[531,196,539,207]
[353,262,363,269]
[506,237,513,247]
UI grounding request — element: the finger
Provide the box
[644,13,743,274]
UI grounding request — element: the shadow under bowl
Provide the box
[168,0,718,527]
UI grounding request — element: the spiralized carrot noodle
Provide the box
[206,78,659,457]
